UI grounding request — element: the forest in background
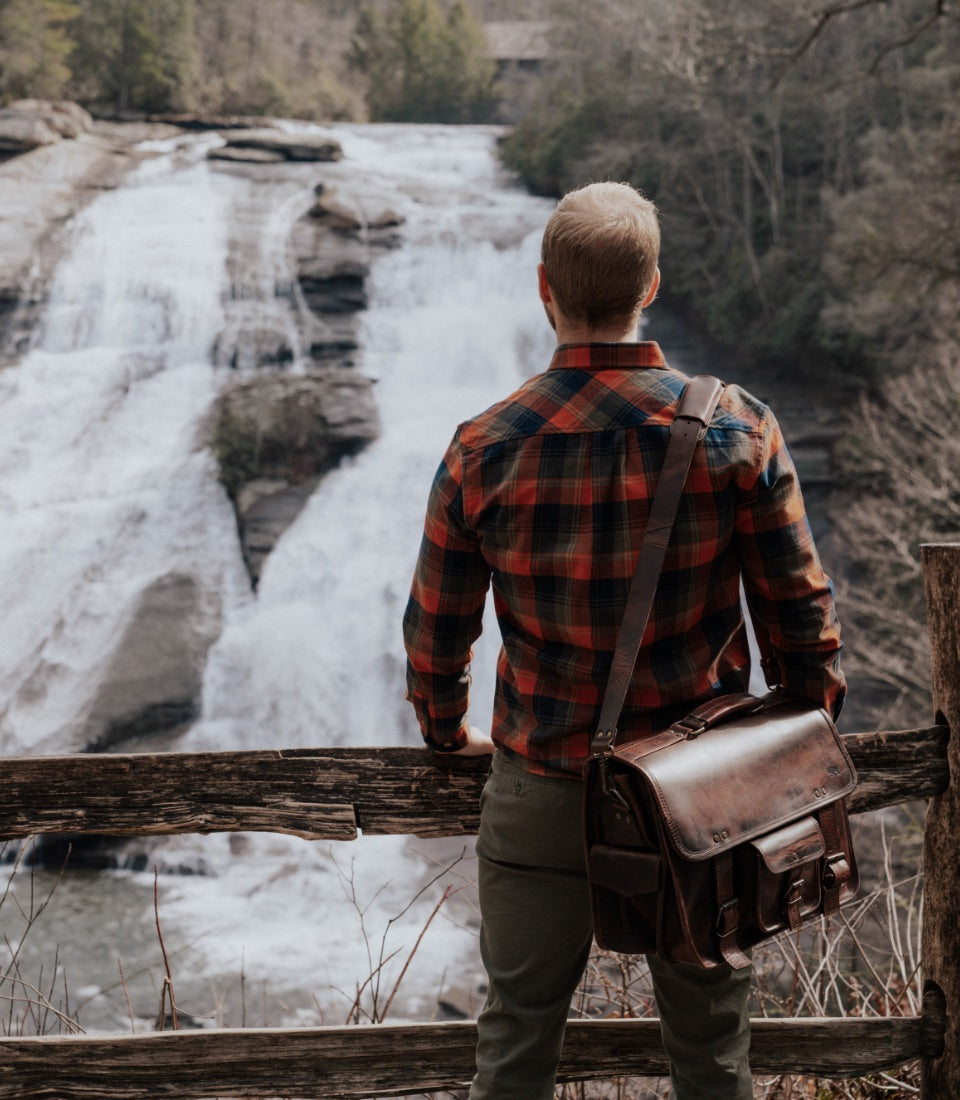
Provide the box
[1,0,958,727]
[0,0,546,122]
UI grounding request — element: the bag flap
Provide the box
[613,695,857,861]
[750,815,825,874]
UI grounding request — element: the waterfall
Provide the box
[192,124,555,753]
[1,122,556,1031]
[0,133,250,756]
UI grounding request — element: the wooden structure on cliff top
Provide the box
[0,543,958,1098]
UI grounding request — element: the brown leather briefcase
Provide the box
[583,689,859,968]
[581,375,858,968]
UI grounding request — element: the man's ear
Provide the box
[537,262,552,306]
[642,267,661,309]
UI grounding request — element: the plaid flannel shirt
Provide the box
[403,342,845,777]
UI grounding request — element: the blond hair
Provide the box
[540,182,660,327]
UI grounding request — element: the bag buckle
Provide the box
[716,898,740,937]
[596,753,630,811]
[822,852,851,889]
[674,714,709,740]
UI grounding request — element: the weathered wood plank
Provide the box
[842,724,949,813]
[0,1016,924,1098]
[0,726,947,842]
[0,748,490,841]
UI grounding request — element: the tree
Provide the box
[348,0,497,123]
[67,0,198,114]
[0,0,78,103]
[822,117,960,377]
[190,0,360,121]
[824,350,960,732]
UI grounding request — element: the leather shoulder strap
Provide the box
[591,375,725,755]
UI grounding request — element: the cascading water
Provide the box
[1,122,557,1031]
[192,125,555,754]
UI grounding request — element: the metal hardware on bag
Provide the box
[674,713,709,739]
[786,879,805,906]
[786,878,806,930]
[822,852,850,889]
[596,754,631,811]
[593,728,616,753]
[716,898,740,936]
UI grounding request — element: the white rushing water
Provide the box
[0,134,250,756]
[1,123,556,1031]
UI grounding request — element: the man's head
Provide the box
[539,182,660,336]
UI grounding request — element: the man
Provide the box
[403,182,845,1099]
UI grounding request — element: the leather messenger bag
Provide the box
[582,377,859,969]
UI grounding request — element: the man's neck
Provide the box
[553,317,641,345]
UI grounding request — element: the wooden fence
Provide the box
[0,542,957,1098]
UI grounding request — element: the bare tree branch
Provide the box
[769,0,950,88]
[867,0,949,73]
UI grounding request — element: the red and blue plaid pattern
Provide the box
[404,343,845,777]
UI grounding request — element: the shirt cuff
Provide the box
[424,720,470,754]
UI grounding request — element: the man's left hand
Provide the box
[455,725,496,756]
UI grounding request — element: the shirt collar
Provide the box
[547,341,669,372]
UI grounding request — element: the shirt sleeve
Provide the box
[734,409,846,717]
[403,433,491,751]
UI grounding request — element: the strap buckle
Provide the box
[672,714,709,740]
[716,898,740,937]
[822,852,851,890]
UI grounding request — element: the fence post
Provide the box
[920,543,960,1097]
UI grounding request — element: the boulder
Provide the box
[0,111,61,155]
[83,571,224,752]
[214,128,343,163]
[308,190,406,237]
[210,370,380,585]
[9,99,93,138]
[307,194,365,231]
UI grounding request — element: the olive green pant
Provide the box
[469,750,752,1100]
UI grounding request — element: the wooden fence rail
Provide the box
[0,725,949,843]
[1,542,957,1098]
[0,1012,946,1100]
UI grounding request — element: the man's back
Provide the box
[404,341,844,776]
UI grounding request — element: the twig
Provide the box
[118,959,136,1033]
[341,946,404,1024]
[0,984,85,1034]
[153,867,178,1031]
[380,883,457,1022]
[240,947,247,1028]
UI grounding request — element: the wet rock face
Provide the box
[205,161,402,588]
[210,371,380,586]
[293,183,404,365]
